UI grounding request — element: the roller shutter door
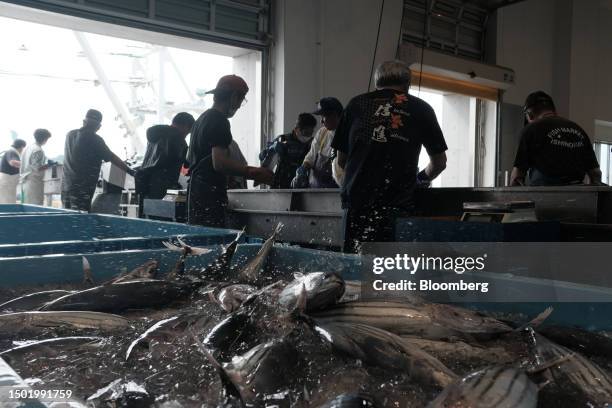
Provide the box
[1,0,271,49]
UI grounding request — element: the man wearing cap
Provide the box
[187,75,273,227]
[333,60,448,253]
[510,91,602,186]
[292,97,343,188]
[259,113,316,189]
[61,109,135,212]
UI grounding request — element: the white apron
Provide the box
[0,172,19,204]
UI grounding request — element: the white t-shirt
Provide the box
[303,127,335,167]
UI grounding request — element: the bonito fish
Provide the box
[525,327,612,407]
[0,290,73,312]
[318,393,378,408]
[278,272,345,312]
[196,336,300,407]
[1,336,105,357]
[312,300,531,341]
[237,223,283,284]
[217,284,258,313]
[312,321,457,388]
[107,259,159,284]
[39,279,201,313]
[0,311,129,333]
[427,366,538,408]
[195,227,246,281]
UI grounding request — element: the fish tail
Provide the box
[517,307,553,331]
[82,256,95,286]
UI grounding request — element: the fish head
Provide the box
[140,260,159,278]
[222,340,300,404]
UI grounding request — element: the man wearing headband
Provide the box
[61,109,135,212]
[510,91,602,186]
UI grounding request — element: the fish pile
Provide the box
[0,225,611,407]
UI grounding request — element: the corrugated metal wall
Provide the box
[2,0,271,48]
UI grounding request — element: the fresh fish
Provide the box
[0,336,104,357]
[400,337,514,364]
[163,236,213,279]
[0,311,129,333]
[338,280,362,303]
[311,300,515,341]
[278,272,345,312]
[87,379,153,407]
[312,321,457,388]
[194,227,246,281]
[427,366,538,408]
[525,327,612,407]
[196,336,300,407]
[107,259,159,284]
[125,315,181,361]
[217,284,257,313]
[0,290,73,312]
[39,279,201,313]
[203,311,255,358]
[237,222,283,284]
[539,325,612,359]
[318,393,378,408]
[125,311,211,360]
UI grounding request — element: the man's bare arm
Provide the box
[586,167,603,185]
[212,146,273,184]
[510,167,527,186]
[424,152,447,180]
[109,153,134,175]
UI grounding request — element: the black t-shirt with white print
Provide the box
[513,116,599,182]
[332,89,447,210]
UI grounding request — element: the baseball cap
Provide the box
[523,91,555,113]
[313,97,343,115]
[85,109,103,123]
[205,75,249,95]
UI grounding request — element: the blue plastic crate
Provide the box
[0,244,611,330]
[0,213,243,257]
[0,204,77,216]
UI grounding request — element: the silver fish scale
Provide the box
[534,333,612,404]
[428,366,538,408]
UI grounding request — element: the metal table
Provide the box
[227,187,612,246]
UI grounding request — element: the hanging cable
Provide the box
[368,0,385,91]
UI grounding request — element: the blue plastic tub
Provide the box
[0,243,610,330]
[0,213,242,257]
[0,204,77,216]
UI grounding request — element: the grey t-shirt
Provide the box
[61,128,113,195]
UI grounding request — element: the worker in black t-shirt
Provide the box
[186,75,273,227]
[332,60,448,253]
[137,112,195,200]
[510,91,602,186]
